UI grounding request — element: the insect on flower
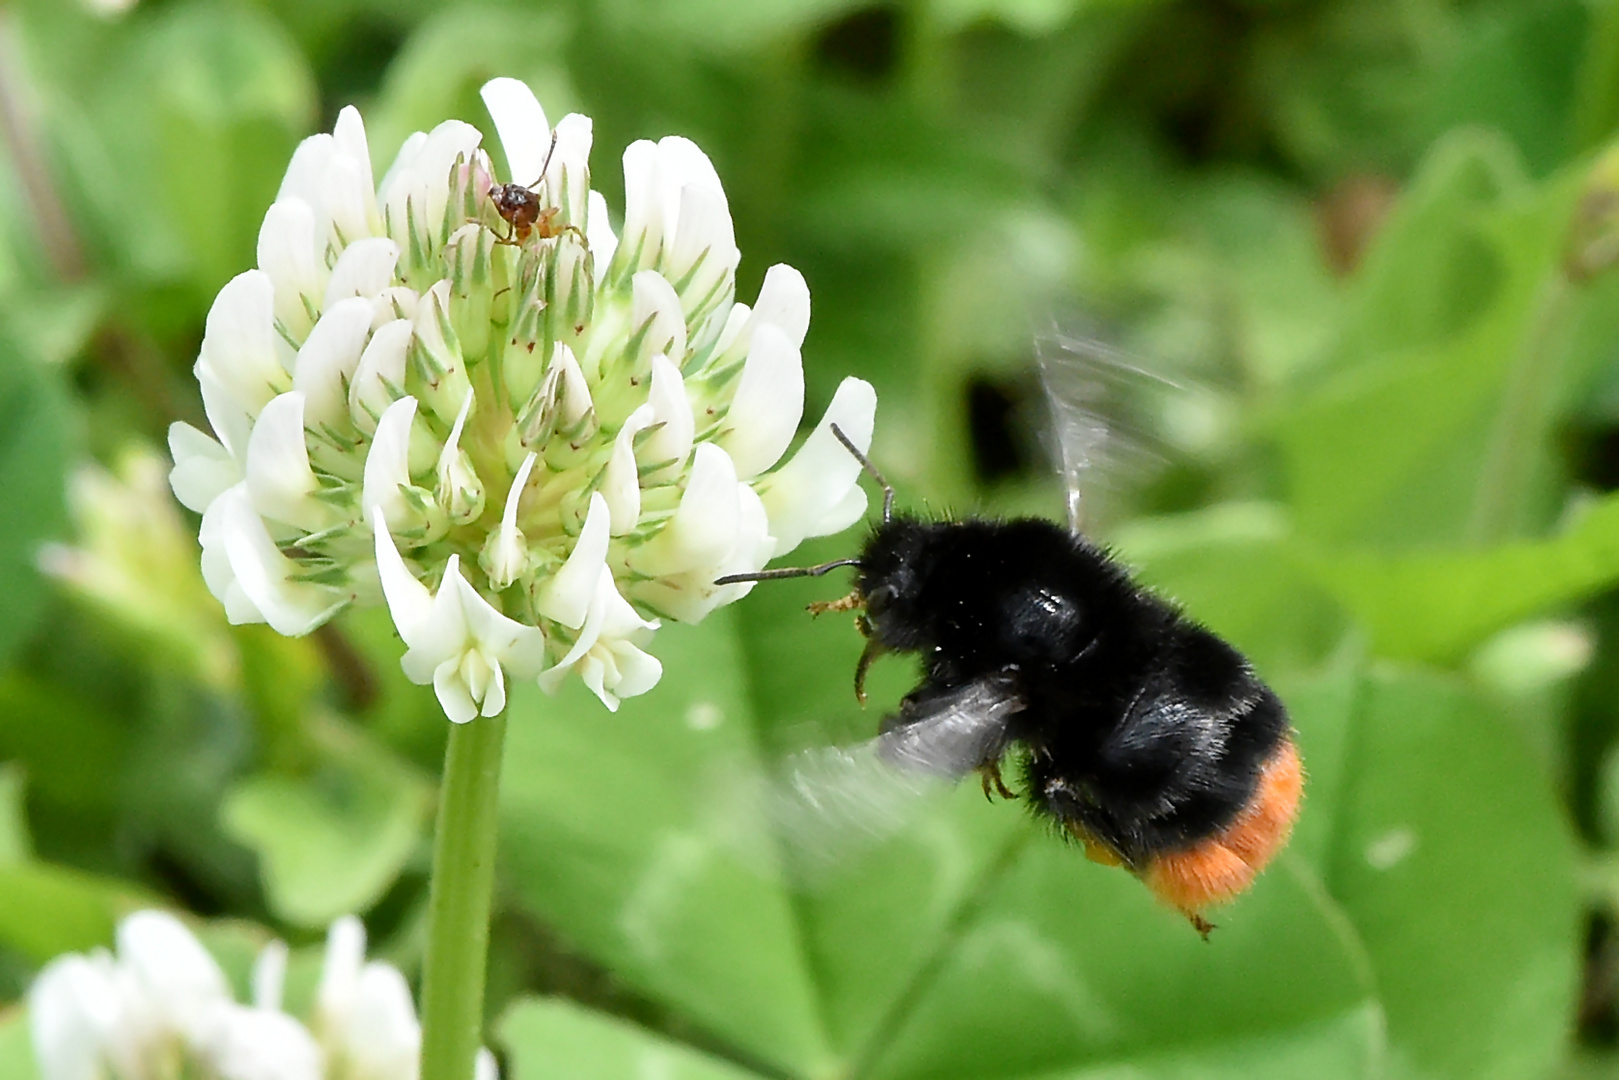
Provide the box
[489,129,584,247]
[719,342,1302,937]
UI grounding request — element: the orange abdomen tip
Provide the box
[1143,735,1303,918]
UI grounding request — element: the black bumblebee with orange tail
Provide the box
[718,345,1302,936]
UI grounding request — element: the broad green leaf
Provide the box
[1324,667,1579,1080]
[0,862,155,964]
[0,1009,35,1080]
[222,725,432,928]
[0,345,73,669]
[499,608,835,1077]
[1115,503,1349,677]
[367,6,578,179]
[1301,491,1619,663]
[93,2,316,297]
[500,998,771,1080]
[0,766,28,867]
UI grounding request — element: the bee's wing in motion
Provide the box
[768,674,1024,882]
[1035,326,1190,535]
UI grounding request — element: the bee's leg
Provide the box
[1187,913,1216,941]
[977,760,1016,802]
[807,590,862,617]
[854,633,886,704]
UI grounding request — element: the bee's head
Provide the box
[856,516,939,651]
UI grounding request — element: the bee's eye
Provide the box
[865,584,897,616]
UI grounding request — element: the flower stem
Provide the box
[419,711,507,1080]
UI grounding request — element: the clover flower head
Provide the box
[170,77,876,719]
[28,910,497,1080]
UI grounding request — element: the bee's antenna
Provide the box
[829,424,893,524]
[714,559,860,586]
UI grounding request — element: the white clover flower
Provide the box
[314,915,498,1080]
[28,910,497,1080]
[170,77,876,719]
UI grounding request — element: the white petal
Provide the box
[168,421,240,513]
[632,270,686,364]
[607,639,662,701]
[376,131,426,209]
[480,77,551,185]
[219,487,345,635]
[602,404,655,535]
[196,356,255,461]
[548,113,594,224]
[667,183,738,314]
[718,322,804,478]
[535,492,610,629]
[371,506,435,649]
[808,483,869,539]
[618,140,663,271]
[340,962,420,1075]
[277,133,336,216]
[434,657,480,724]
[752,264,811,348]
[119,910,230,1040]
[250,940,287,1012]
[404,555,474,686]
[586,189,618,270]
[628,442,738,577]
[200,489,264,625]
[244,391,331,532]
[332,105,379,232]
[476,1048,501,1080]
[315,914,366,1037]
[759,376,877,555]
[349,319,413,434]
[555,342,593,427]
[656,136,726,231]
[292,296,375,432]
[362,396,419,532]
[482,450,535,591]
[537,568,618,693]
[642,354,694,473]
[201,1005,322,1080]
[380,120,482,243]
[199,270,287,415]
[323,237,401,309]
[451,571,547,677]
[29,955,119,1080]
[256,199,323,339]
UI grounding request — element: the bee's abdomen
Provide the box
[1140,734,1303,914]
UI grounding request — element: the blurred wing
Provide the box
[768,673,1025,881]
[1035,326,1188,535]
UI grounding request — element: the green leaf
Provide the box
[0,765,29,867]
[0,1009,36,1080]
[93,1,316,296]
[0,862,155,964]
[0,344,73,669]
[1301,491,1619,663]
[499,608,835,1076]
[499,997,771,1080]
[367,6,578,180]
[222,725,432,928]
[1321,667,1579,1080]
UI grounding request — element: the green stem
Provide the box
[419,711,508,1080]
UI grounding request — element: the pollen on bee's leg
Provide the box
[807,590,862,617]
[1064,822,1125,867]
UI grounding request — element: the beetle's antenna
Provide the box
[829,424,893,523]
[715,558,860,586]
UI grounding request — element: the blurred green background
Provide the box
[4,0,1619,1076]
